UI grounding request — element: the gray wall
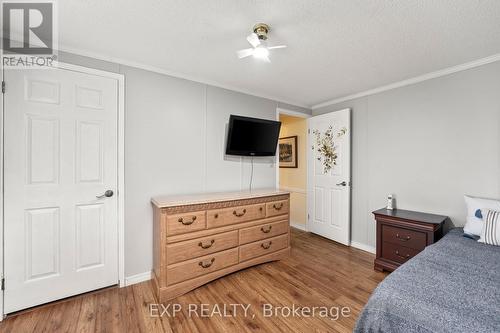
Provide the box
[314,62,500,249]
[58,52,311,277]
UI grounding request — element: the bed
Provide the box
[355,228,500,333]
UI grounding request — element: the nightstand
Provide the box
[373,208,447,272]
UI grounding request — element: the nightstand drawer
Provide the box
[382,242,420,264]
[382,224,426,250]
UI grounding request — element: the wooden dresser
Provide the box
[373,208,447,272]
[151,189,290,302]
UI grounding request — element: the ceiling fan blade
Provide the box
[268,45,287,50]
[236,48,254,59]
[246,33,261,48]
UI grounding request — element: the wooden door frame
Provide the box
[0,62,125,319]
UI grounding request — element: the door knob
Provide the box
[336,181,347,187]
[96,190,114,199]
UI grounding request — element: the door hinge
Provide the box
[1,278,5,291]
[307,213,310,220]
[308,129,310,134]
[1,81,5,94]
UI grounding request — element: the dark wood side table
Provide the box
[373,208,447,272]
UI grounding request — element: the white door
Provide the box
[3,66,119,313]
[307,109,351,245]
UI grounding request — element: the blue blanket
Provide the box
[355,228,500,333]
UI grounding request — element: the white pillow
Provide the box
[463,195,500,236]
[479,209,500,246]
[464,216,484,236]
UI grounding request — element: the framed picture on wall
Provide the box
[279,136,298,168]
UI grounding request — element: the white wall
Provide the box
[58,51,311,277]
[205,86,278,192]
[314,61,500,249]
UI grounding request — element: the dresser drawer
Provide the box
[239,234,288,262]
[239,220,289,245]
[381,242,420,264]
[166,210,207,236]
[382,224,426,250]
[207,203,266,228]
[166,230,238,265]
[266,200,289,217]
[166,248,238,286]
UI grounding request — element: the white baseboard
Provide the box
[289,225,375,254]
[121,242,373,288]
[350,241,376,254]
[290,222,307,231]
[124,271,152,286]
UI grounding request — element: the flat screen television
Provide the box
[226,115,281,156]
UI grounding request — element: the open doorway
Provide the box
[277,108,352,244]
[278,112,309,231]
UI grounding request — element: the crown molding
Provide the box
[57,45,310,109]
[312,53,500,110]
[276,107,311,118]
[54,45,500,110]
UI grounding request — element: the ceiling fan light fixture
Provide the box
[237,23,286,62]
[252,46,269,59]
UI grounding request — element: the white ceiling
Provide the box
[59,0,500,108]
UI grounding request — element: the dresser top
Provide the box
[373,208,448,224]
[152,188,289,208]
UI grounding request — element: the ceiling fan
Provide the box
[237,23,287,62]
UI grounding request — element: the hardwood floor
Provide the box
[0,228,387,333]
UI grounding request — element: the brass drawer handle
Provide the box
[395,250,410,260]
[233,209,246,217]
[199,258,215,268]
[178,216,197,225]
[198,239,215,249]
[395,233,411,241]
[214,213,219,219]
[261,241,272,249]
[261,226,272,233]
[273,203,283,210]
